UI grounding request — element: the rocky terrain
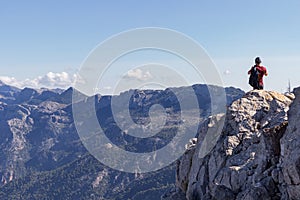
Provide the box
[0,80,244,199]
[163,89,300,200]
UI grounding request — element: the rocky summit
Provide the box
[163,89,300,200]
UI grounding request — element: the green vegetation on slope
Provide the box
[0,154,175,200]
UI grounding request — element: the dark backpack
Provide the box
[248,66,260,88]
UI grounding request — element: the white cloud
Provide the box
[124,69,153,81]
[0,76,19,86]
[0,72,77,89]
[223,69,231,75]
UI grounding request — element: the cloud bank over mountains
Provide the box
[0,72,78,89]
[0,69,154,91]
[124,68,153,81]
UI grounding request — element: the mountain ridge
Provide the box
[0,83,244,199]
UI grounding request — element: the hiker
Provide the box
[248,57,268,90]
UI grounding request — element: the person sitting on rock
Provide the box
[248,57,268,90]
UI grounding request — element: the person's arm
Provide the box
[264,67,268,76]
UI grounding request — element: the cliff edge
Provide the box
[163,89,299,200]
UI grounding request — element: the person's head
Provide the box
[255,57,262,65]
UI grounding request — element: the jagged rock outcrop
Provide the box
[166,90,298,200]
[279,87,300,199]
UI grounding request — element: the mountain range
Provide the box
[0,81,244,199]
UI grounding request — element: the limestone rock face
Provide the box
[167,90,299,200]
[279,88,300,200]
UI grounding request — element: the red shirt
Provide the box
[248,65,268,86]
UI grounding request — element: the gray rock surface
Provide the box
[279,88,300,200]
[167,89,300,200]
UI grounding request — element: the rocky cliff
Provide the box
[163,89,300,200]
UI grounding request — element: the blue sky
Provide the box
[0,1,299,93]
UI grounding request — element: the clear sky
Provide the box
[0,0,299,93]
